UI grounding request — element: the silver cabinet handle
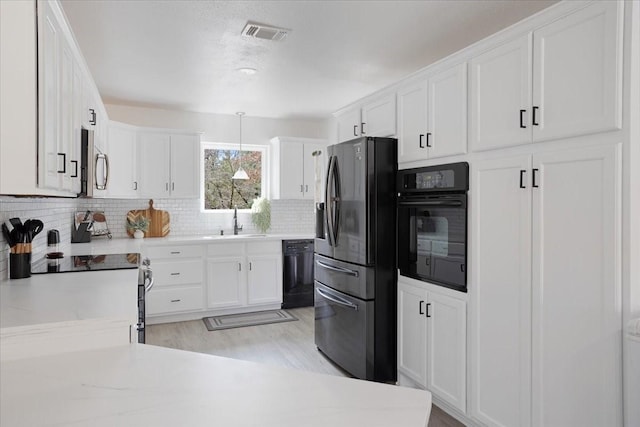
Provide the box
[170,272,180,276]
[170,251,181,255]
[170,299,181,303]
[316,287,358,311]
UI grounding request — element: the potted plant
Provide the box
[127,215,150,239]
[251,197,271,234]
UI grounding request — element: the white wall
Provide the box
[105,104,330,145]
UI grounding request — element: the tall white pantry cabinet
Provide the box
[376,1,632,427]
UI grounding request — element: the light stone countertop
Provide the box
[0,343,432,427]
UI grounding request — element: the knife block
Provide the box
[71,223,92,243]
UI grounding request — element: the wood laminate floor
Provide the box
[147,307,465,427]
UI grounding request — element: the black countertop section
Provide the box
[32,253,140,274]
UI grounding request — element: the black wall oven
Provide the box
[397,162,469,292]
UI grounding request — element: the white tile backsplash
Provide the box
[1,196,315,280]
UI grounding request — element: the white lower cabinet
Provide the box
[470,143,622,427]
[207,241,282,311]
[206,256,245,309]
[146,245,204,316]
[397,279,466,413]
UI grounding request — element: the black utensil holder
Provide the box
[10,253,31,279]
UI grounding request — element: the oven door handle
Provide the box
[316,287,358,311]
[144,269,154,293]
[398,200,463,207]
[316,259,359,277]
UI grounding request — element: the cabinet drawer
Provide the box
[153,259,202,286]
[147,285,203,315]
[146,244,203,259]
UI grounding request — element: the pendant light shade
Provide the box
[232,112,249,180]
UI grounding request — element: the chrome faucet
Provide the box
[233,207,243,235]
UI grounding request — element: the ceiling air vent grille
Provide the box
[242,22,289,41]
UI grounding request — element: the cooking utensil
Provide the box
[2,223,14,247]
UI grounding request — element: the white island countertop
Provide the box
[1,343,431,427]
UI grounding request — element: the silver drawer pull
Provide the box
[170,272,180,276]
[316,287,358,311]
[170,299,181,303]
[170,251,181,255]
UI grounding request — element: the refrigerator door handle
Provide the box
[315,259,359,277]
[316,287,358,311]
[324,156,336,247]
[332,158,341,246]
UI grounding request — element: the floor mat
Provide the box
[203,309,298,331]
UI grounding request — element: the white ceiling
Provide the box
[60,0,557,120]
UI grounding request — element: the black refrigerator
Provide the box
[314,136,397,382]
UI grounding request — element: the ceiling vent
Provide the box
[242,22,289,41]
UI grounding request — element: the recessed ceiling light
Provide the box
[237,67,257,75]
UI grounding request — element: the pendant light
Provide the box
[232,112,249,180]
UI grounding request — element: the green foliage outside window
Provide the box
[203,148,262,210]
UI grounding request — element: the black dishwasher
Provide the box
[282,240,314,309]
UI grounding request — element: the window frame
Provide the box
[200,142,269,213]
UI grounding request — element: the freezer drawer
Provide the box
[314,281,374,380]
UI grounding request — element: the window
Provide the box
[202,143,266,210]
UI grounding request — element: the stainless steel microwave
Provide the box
[79,128,108,197]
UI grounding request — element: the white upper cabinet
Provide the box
[106,123,138,198]
[35,0,107,196]
[137,131,200,199]
[336,107,362,143]
[470,1,622,152]
[427,62,467,159]
[532,1,623,142]
[270,137,327,200]
[138,132,171,198]
[398,61,468,163]
[38,0,63,191]
[170,134,200,198]
[361,94,396,138]
[470,34,533,152]
[336,93,397,143]
[397,82,427,163]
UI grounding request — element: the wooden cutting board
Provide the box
[126,199,170,238]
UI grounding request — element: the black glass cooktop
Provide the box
[32,253,140,274]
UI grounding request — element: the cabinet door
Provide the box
[107,125,138,198]
[397,282,428,388]
[59,40,75,192]
[532,1,622,142]
[336,108,361,143]
[38,1,62,190]
[427,62,467,159]
[397,82,428,163]
[279,141,305,199]
[71,61,83,194]
[361,94,396,138]
[532,144,621,427]
[170,134,199,198]
[470,34,532,151]
[427,291,467,413]
[137,132,171,197]
[207,257,245,309]
[247,254,282,305]
[470,155,532,427]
